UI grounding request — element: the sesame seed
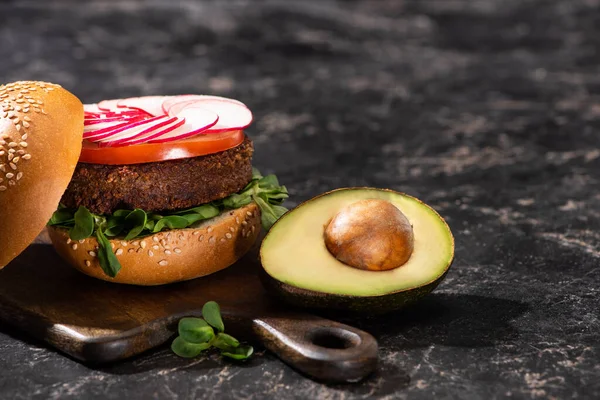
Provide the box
[165,250,172,255]
[0,152,4,157]
[8,142,17,147]
[72,244,78,250]
[174,248,182,254]
[1,134,8,139]
[152,244,159,250]
[0,165,5,172]
[242,221,248,226]
[79,240,85,244]
[148,250,154,257]
[207,226,213,233]
[19,142,27,147]
[226,233,232,239]
[22,154,31,160]
[8,180,15,186]
[152,236,159,242]
[241,230,246,236]
[121,241,128,247]
[0,186,6,192]
[15,124,21,132]
[110,242,115,249]
[178,233,184,240]
[16,172,22,180]
[246,211,253,217]
[21,134,27,140]
[128,249,135,254]
[220,238,226,243]
[115,249,123,256]
[235,217,240,224]
[88,251,96,257]
[193,231,200,236]
[5,173,14,179]
[132,241,139,246]
[9,163,16,170]
[13,157,19,163]
[199,235,204,242]
[137,248,143,254]
[85,260,91,267]
[66,238,72,244]
[229,227,235,233]
[251,226,256,233]
[159,260,168,266]
[7,154,13,161]
[0,140,5,145]
[22,121,29,128]
[209,236,215,244]
[140,241,147,249]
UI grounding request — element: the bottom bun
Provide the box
[48,203,261,285]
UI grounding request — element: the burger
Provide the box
[0,81,288,285]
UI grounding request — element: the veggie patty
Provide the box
[60,136,253,214]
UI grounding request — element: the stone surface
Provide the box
[1,0,599,398]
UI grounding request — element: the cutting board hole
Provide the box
[310,328,361,349]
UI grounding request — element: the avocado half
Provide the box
[260,188,454,314]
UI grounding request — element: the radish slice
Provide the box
[83,120,137,134]
[119,117,186,146]
[84,104,103,114]
[162,95,245,115]
[118,96,171,117]
[86,115,167,142]
[165,100,197,118]
[96,116,177,145]
[97,99,126,112]
[84,115,141,126]
[148,107,219,143]
[184,100,252,131]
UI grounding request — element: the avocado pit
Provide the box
[324,199,414,271]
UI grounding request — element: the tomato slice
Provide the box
[79,130,244,165]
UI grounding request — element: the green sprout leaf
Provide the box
[212,333,240,350]
[104,216,124,237]
[202,301,225,332]
[178,318,215,344]
[124,209,147,240]
[221,344,254,361]
[153,215,190,232]
[171,302,253,361]
[49,209,75,226]
[171,336,211,358]
[95,229,121,278]
[69,207,94,240]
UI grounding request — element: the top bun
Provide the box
[0,81,84,269]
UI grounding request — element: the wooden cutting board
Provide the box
[0,230,377,383]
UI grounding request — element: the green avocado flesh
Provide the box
[261,188,454,298]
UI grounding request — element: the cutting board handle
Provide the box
[252,314,378,382]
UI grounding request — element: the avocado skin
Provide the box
[260,266,451,315]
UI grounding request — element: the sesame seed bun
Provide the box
[0,81,83,269]
[47,203,261,285]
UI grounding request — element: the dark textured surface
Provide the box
[1,0,599,398]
